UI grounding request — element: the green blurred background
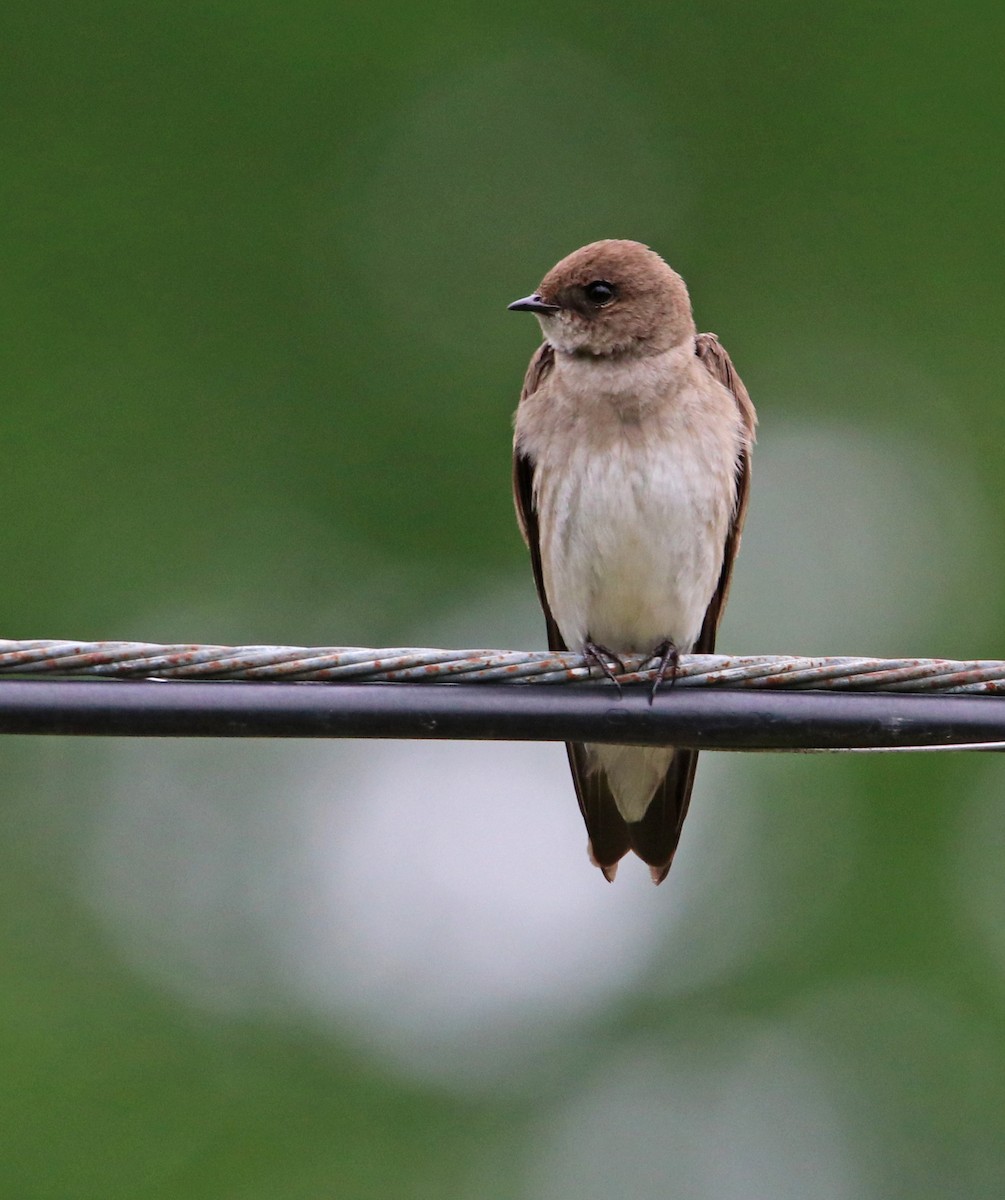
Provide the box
[3,2,1005,1197]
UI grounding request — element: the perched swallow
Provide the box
[510,240,756,883]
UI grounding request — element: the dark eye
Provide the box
[584,280,616,306]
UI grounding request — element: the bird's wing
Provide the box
[512,344,565,651]
[628,333,756,883]
[513,342,632,876]
[694,332,757,645]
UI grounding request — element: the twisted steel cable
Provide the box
[1,639,1005,692]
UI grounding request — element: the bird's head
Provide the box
[508,239,695,358]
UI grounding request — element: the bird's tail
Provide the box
[566,742,699,883]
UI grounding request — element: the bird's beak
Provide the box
[508,293,560,314]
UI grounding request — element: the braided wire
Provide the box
[1,640,1004,693]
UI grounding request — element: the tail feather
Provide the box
[625,747,699,882]
[565,743,631,874]
[565,742,698,883]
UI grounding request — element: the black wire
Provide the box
[0,679,1003,749]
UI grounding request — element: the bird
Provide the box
[509,239,756,883]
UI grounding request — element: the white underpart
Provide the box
[541,429,727,652]
[591,744,677,823]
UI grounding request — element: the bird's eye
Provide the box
[584,280,616,306]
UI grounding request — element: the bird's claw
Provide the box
[583,639,627,694]
[649,639,680,704]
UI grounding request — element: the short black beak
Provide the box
[507,293,560,314]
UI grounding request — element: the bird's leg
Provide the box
[583,638,627,694]
[649,639,680,704]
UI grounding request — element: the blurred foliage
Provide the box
[2,1,1005,1196]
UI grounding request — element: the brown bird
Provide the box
[510,240,756,883]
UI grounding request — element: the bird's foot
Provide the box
[648,639,680,704]
[583,639,627,694]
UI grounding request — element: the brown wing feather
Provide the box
[626,334,756,881]
[694,332,756,647]
[513,343,631,876]
[512,344,564,650]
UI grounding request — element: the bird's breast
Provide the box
[525,366,740,654]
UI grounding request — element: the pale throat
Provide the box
[537,309,693,359]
